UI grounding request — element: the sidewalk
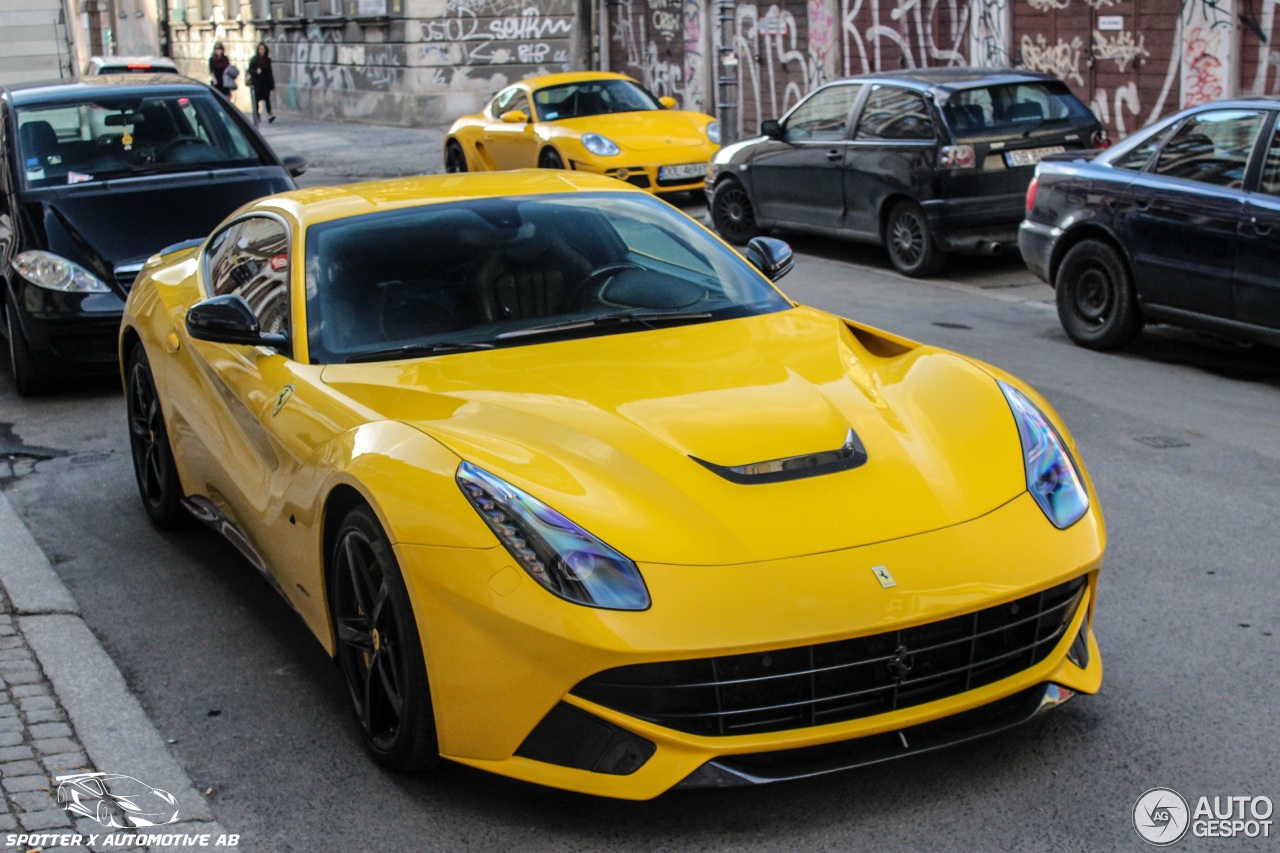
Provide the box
[0,494,232,853]
[248,112,448,186]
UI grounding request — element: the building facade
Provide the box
[160,0,1280,138]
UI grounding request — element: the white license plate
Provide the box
[658,163,706,181]
[1004,146,1065,167]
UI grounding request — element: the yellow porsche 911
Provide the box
[121,171,1103,800]
[443,72,719,193]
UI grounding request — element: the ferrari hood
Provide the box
[321,307,1028,565]
[558,111,711,151]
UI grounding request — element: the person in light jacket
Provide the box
[247,43,276,125]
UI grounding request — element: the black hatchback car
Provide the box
[1021,98,1280,350]
[1,75,305,395]
[707,69,1103,277]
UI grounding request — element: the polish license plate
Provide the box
[1005,146,1065,167]
[658,163,707,181]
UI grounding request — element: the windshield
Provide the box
[941,82,1094,138]
[16,92,263,188]
[304,193,791,364]
[533,80,661,120]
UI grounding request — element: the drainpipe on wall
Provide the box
[716,0,736,144]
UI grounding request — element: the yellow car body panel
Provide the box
[121,172,1104,800]
[445,72,719,193]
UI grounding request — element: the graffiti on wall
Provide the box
[970,0,1013,66]
[1019,33,1085,85]
[841,0,971,75]
[1093,31,1149,72]
[735,4,811,134]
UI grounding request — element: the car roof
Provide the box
[831,67,1063,94]
[518,71,635,90]
[90,55,177,66]
[254,170,645,227]
[2,75,211,106]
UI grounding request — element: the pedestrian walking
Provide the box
[248,43,276,125]
[209,41,232,98]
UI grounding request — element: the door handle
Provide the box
[1133,198,1151,211]
[826,149,842,162]
[1252,216,1272,236]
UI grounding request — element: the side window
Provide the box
[490,88,520,119]
[783,85,860,142]
[1153,110,1264,189]
[1259,121,1280,196]
[1113,125,1174,171]
[507,93,530,118]
[856,86,936,141]
[205,217,291,336]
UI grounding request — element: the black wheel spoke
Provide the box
[336,616,373,652]
[375,650,404,718]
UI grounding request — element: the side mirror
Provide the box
[500,109,529,124]
[659,96,678,110]
[760,119,783,140]
[745,236,794,281]
[282,154,308,177]
[186,294,288,349]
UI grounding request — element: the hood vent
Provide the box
[691,428,868,485]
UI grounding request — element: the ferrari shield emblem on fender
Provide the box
[872,565,896,588]
[272,384,295,416]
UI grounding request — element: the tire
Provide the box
[885,200,944,278]
[5,291,45,397]
[330,505,440,772]
[126,343,192,529]
[710,178,761,245]
[444,140,467,173]
[1054,239,1143,350]
[539,148,564,169]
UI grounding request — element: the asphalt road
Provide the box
[1,223,1278,851]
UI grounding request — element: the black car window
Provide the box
[1112,125,1175,171]
[15,92,262,188]
[1259,122,1280,196]
[855,86,935,141]
[533,80,661,121]
[1153,110,1264,189]
[941,82,1092,138]
[204,216,290,336]
[782,84,861,142]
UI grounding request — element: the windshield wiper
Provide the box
[1021,116,1070,138]
[495,311,713,340]
[345,341,494,363]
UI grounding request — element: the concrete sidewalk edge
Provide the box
[0,491,231,839]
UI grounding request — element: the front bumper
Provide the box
[7,281,126,375]
[396,492,1104,799]
[569,154,711,194]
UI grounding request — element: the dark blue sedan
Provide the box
[1020,98,1280,350]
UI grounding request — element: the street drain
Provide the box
[1135,435,1191,449]
[932,322,973,330]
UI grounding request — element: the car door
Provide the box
[1235,112,1280,331]
[483,88,538,170]
[748,82,862,230]
[843,85,939,237]
[1116,108,1266,319]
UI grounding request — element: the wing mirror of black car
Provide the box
[186,295,288,349]
[760,119,783,140]
[282,155,308,177]
[745,236,794,281]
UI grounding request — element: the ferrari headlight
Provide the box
[11,250,110,293]
[999,381,1089,529]
[457,461,650,610]
[707,121,721,145]
[582,133,621,156]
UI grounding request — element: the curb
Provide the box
[0,492,234,848]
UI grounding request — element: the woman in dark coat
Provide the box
[208,41,231,98]
[248,43,276,125]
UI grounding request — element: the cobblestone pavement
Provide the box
[253,113,447,184]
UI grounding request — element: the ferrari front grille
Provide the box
[571,576,1086,736]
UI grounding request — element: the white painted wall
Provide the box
[0,0,76,85]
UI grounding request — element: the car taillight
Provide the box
[1025,175,1039,213]
[1091,130,1112,149]
[938,144,975,170]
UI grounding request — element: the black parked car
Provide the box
[1,75,306,395]
[1021,98,1280,350]
[707,69,1104,277]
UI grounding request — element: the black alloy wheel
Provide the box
[1055,239,1143,350]
[331,505,439,772]
[539,148,565,169]
[126,344,190,529]
[444,141,467,173]
[5,293,44,397]
[885,200,944,278]
[710,179,761,245]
